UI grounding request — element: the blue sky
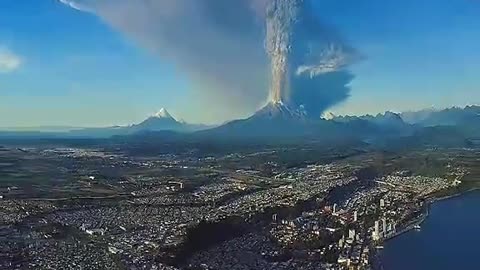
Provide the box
[1,0,480,127]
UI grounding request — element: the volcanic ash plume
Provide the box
[59,0,359,121]
[58,0,270,122]
[265,0,359,117]
[265,0,299,103]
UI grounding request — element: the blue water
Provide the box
[380,190,480,270]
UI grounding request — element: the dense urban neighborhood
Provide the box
[1,145,477,270]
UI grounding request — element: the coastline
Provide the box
[384,186,479,243]
[373,187,479,270]
[428,187,479,204]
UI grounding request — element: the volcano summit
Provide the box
[202,0,359,137]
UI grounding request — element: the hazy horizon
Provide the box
[1,104,479,131]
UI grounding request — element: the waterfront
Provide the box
[380,190,480,270]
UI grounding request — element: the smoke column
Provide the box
[265,0,359,117]
[59,0,359,121]
[265,0,299,103]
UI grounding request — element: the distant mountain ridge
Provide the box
[1,105,479,145]
[327,106,480,148]
[69,108,213,137]
[131,108,184,132]
[328,105,480,131]
[399,105,480,127]
[199,102,330,138]
[1,108,210,138]
[196,102,416,141]
[332,111,413,134]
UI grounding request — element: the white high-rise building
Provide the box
[353,211,358,222]
[339,236,345,247]
[372,220,380,241]
[380,199,385,208]
[383,218,387,235]
[349,229,356,240]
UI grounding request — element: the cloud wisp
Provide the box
[58,0,92,12]
[0,47,22,73]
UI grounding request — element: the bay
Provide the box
[380,190,480,270]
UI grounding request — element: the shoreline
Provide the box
[429,187,479,204]
[373,187,479,270]
[384,186,479,243]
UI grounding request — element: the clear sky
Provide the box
[1,0,480,127]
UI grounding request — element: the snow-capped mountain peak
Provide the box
[252,101,308,121]
[153,108,173,119]
[322,111,337,120]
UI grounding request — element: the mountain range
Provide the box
[1,105,479,147]
[66,108,211,138]
[400,105,480,127]
[0,108,210,138]
[196,104,479,148]
[200,102,329,138]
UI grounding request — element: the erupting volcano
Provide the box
[260,0,357,120]
[59,0,359,127]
